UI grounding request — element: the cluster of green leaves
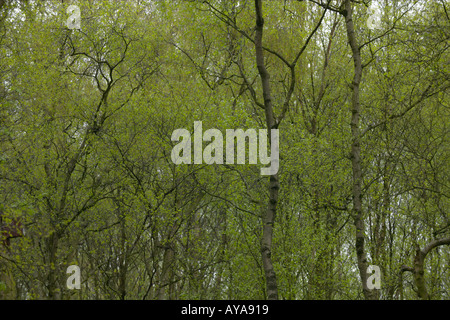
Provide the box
[0,0,448,300]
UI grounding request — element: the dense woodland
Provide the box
[0,0,449,300]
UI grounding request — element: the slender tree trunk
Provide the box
[118,208,128,300]
[46,231,61,300]
[343,0,377,300]
[254,0,279,300]
[0,246,16,299]
[157,225,176,300]
[213,209,227,299]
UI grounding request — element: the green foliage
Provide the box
[0,0,448,300]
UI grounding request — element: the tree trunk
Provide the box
[254,0,279,300]
[118,208,128,300]
[157,225,176,300]
[413,246,428,300]
[342,0,377,300]
[46,231,61,300]
[402,238,450,299]
[0,247,16,299]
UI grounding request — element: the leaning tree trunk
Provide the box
[254,0,279,300]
